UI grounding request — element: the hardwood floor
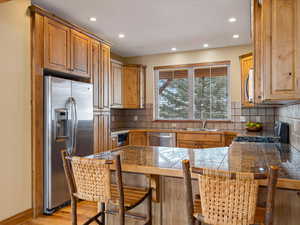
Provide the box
[23,201,98,225]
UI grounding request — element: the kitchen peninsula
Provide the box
[90,142,300,225]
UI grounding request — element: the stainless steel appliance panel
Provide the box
[71,81,93,156]
[44,76,71,213]
[44,76,94,214]
[148,132,176,147]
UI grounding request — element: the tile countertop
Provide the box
[89,142,300,190]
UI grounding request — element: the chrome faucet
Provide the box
[202,120,207,129]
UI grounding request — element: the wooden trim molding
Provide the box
[29,5,111,46]
[239,52,253,59]
[31,11,44,217]
[0,209,33,225]
[153,60,231,70]
[0,0,12,3]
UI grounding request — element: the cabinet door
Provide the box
[253,0,264,103]
[177,140,199,148]
[129,132,147,146]
[100,44,111,109]
[101,112,111,152]
[44,17,70,73]
[262,0,300,100]
[94,112,111,153]
[91,41,100,109]
[110,61,123,108]
[123,66,140,108]
[240,53,254,107]
[93,115,100,153]
[140,66,146,109]
[70,29,91,78]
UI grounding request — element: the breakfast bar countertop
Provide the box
[89,142,300,190]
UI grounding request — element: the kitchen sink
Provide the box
[182,128,219,132]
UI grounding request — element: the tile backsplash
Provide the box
[276,104,300,149]
[111,102,276,132]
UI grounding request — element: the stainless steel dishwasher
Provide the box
[148,132,176,147]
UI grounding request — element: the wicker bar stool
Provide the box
[61,150,152,225]
[182,160,278,225]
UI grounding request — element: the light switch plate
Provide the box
[133,116,138,121]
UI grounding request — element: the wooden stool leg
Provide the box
[71,196,77,225]
[100,202,105,224]
[146,189,152,225]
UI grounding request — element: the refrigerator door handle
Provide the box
[70,97,78,155]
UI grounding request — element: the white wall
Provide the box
[0,0,32,220]
[124,45,252,103]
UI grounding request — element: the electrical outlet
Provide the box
[171,123,176,128]
[133,116,138,121]
[240,116,246,122]
[256,116,261,122]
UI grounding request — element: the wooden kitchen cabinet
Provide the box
[92,42,111,110]
[44,17,92,79]
[110,60,123,108]
[91,40,100,109]
[177,133,225,148]
[70,29,91,78]
[101,44,111,109]
[129,132,148,146]
[240,53,254,107]
[123,64,146,109]
[44,17,70,73]
[94,112,111,153]
[254,0,300,102]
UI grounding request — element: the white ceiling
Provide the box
[32,0,251,57]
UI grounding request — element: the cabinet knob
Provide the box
[289,72,292,76]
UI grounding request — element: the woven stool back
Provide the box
[71,157,112,202]
[198,169,259,225]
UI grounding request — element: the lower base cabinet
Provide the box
[94,111,110,153]
[129,132,148,146]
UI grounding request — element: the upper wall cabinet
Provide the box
[101,44,111,110]
[240,53,254,107]
[254,0,300,103]
[92,41,111,110]
[123,64,146,109]
[70,30,91,78]
[44,17,92,79]
[110,63,146,109]
[44,17,70,73]
[110,60,123,108]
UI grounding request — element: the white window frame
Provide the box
[153,64,231,121]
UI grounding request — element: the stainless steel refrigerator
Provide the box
[44,76,93,214]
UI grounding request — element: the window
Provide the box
[154,62,230,120]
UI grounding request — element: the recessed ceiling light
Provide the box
[228,17,237,23]
[171,47,177,51]
[89,17,97,22]
[233,34,240,39]
[118,33,125,38]
[203,44,209,48]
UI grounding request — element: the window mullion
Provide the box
[209,66,212,120]
[188,68,194,120]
